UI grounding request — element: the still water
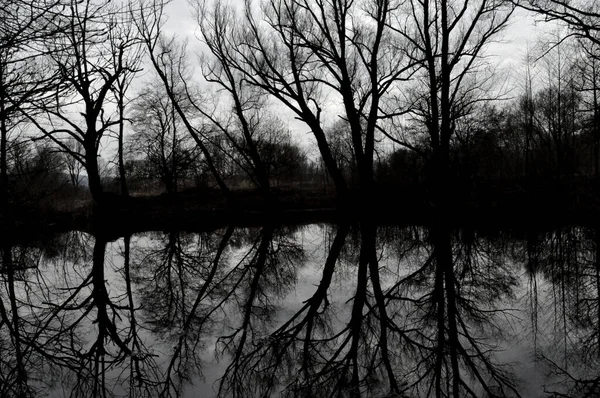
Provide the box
[0,223,598,397]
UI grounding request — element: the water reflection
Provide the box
[0,223,599,397]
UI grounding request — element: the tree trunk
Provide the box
[0,107,8,215]
[593,68,599,187]
[230,88,271,198]
[307,118,348,201]
[147,54,231,199]
[86,146,104,202]
[117,90,129,197]
[0,78,8,216]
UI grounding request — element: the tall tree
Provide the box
[394,2,515,395]
[195,15,274,197]
[519,32,581,183]
[574,40,600,183]
[396,0,515,214]
[134,2,232,197]
[520,0,600,44]
[0,0,64,214]
[29,0,140,202]
[108,5,144,197]
[130,73,199,194]
[196,0,414,205]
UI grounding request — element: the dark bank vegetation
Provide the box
[2,0,600,231]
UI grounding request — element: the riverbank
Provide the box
[2,183,600,241]
[0,181,600,240]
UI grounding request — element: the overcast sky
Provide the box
[161,1,554,72]
[108,0,563,163]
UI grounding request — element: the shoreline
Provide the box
[2,187,600,242]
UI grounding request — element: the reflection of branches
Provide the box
[69,237,140,397]
[9,223,599,397]
[217,222,402,397]
[379,225,521,398]
[216,222,524,398]
[215,225,307,396]
[0,246,30,397]
[418,225,520,398]
[0,236,98,396]
[120,234,163,396]
[160,226,234,397]
[135,231,206,331]
[0,231,166,397]
[529,226,600,398]
[217,224,349,397]
[129,228,235,395]
[544,356,600,398]
[217,226,275,396]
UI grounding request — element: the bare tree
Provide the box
[518,2,600,184]
[107,4,144,197]
[64,138,85,188]
[130,72,200,194]
[28,0,140,203]
[0,0,65,214]
[519,0,600,45]
[133,1,232,197]
[394,0,515,214]
[573,40,600,184]
[196,11,276,197]
[195,0,415,205]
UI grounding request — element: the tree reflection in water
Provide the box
[523,227,600,397]
[0,223,599,397]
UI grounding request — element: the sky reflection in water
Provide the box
[0,224,599,397]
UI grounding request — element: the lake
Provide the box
[0,223,598,397]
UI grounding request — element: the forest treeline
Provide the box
[2,0,600,223]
